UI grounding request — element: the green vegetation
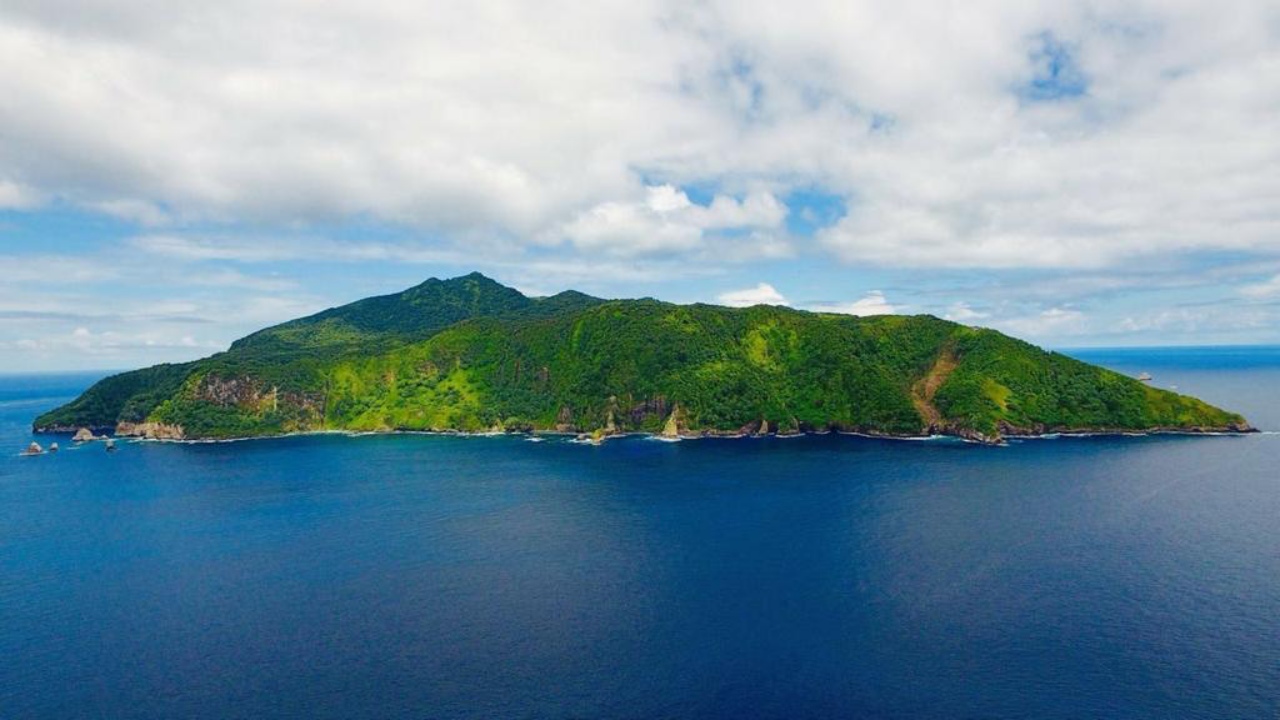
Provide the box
[34,362,195,431]
[34,273,1251,443]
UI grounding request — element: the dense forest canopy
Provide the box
[35,273,1250,443]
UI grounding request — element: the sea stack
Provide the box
[662,405,684,439]
[73,428,97,443]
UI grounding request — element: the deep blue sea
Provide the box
[2,347,1278,719]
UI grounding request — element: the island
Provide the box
[34,272,1252,444]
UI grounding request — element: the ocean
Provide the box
[1,347,1278,719]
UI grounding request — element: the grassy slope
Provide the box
[34,275,1249,441]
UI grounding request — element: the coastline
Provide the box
[31,423,1259,448]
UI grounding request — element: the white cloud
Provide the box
[125,232,749,291]
[131,235,314,263]
[1,326,221,356]
[0,254,121,284]
[0,1,1273,272]
[187,269,297,293]
[549,185,787,257]
[1242,275,1280,299]
[92,199,169,226]
[718,282,789,307]
[1,0,1279,366]
[998,307,1088,337]
[806,291,899,316]
[130,235,468,265]
[944,302,990,323]
[0,179,42,209]
[1117,307,1271,335]
[717,283,898,315]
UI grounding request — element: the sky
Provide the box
[1,0,1278,371]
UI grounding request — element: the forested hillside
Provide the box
[35,273,1251,443]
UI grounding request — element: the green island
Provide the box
[34,272,1252,444]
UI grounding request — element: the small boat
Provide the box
[49,442,59,454]
[105,439,118,453]
[22,442,43,456]
[1137,372,1153,382]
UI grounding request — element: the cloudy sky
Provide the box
[1,0,1278,371]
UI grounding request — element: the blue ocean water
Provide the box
[1,349,1278,719]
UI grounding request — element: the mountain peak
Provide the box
[413,270,503,288]
[229,271,530,356]
[403,271,527,304]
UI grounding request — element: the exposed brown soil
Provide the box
[911,346,958,431]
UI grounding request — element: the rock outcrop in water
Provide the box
[32,273,1253,444]
[661,404,686,439]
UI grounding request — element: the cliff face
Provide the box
[33,273,1252,443]
[116,422,186,441]
[189,374,324,424]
